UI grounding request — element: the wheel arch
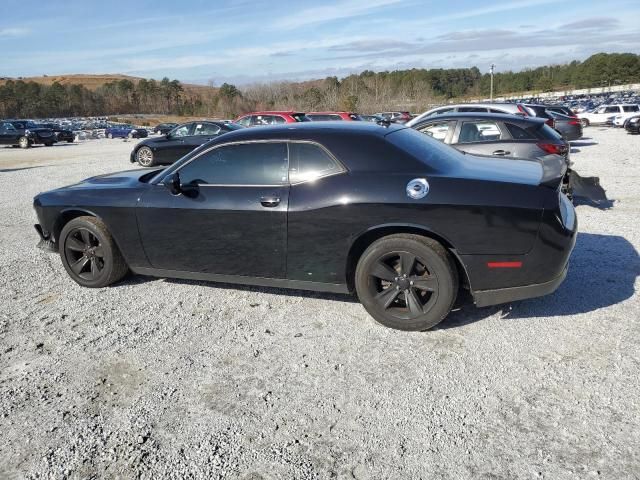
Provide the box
[53,208,100,243]
[345,223,470,293]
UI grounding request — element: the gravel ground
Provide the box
[0,130,639,480]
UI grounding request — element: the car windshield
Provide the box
[386,127,464,171]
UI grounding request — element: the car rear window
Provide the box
[623,105,639,112]
[506,123,536,140]
[386,128,464,170]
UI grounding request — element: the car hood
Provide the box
[61,169,151,190]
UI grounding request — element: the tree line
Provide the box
[1,53,639,119]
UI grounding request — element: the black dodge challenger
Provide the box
[33,123,577,331]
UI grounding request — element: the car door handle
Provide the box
[492,150,510,156]
[260,196,281,207]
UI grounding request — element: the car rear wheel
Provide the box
[355,234,458,331]
[136,146,155,167]
[59,216,128,288]
[18,136,31,149]
[108,133,113,139]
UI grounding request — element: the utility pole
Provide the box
[490,63,496,101]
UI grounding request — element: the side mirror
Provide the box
[165,133,172,139]
[162,172,181,195]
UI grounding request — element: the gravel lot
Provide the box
[0,130,639,480]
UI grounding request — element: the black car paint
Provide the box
[0,120,56,146]
[34,123,576,307]
[130,121,241,165]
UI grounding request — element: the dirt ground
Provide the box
[0,129,638,479]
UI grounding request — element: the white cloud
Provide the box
[0,27,30,37]
[272,0,406,29]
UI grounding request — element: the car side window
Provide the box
[172,124,191,137]
[623,105,639,112]
[604,106,619,114]
[289,142,343,183]
[252,115,274,126]
[432,108,454,116]
[506,123,536,140]
[236,116,251,127]
[458,121,503,143]
[178,142,288,186]
[193,123,221,136]
[417,122,451,142]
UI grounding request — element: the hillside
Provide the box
[0,73,216,96]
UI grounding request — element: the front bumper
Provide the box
[34,224,57,253]
[473,264,568,307]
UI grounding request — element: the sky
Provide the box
[1,0,640,86]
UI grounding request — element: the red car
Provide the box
[306,111,362,121]
[236,111,308,127]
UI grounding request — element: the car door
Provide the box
[136,141,289,278]
[156,123,194,163]
[451,119,511,157]
[0,122,13,144]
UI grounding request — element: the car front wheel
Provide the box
[136,146,155,167]
[355,234,458,331]
[59,216,128,288]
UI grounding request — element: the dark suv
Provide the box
[0,120,56,148]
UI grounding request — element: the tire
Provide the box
[18,136,31,149]
[581,118,589,127]
[355,234,458,331]
[108,133,113,139]
[59,216,128,288]
[67,139,74,143]
[136,146,155,167]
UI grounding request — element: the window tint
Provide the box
[273,115,286,124]
[489,108,505,113]
[11,121,26,129]
[193,123,221,136]
[289,142,343,183]
[252,115,275,126]
[604,106,620,114]
[539,124,563,140]
[417,122,451,141]
[308,114,341,121]
[236,116,251,127]
[292,113,310,122]
[623,105,639,112]
[506,123,536,140]
[179,142,288,185]
[172,124,191,137]
[458,107,488,113]
[458,121,502,143]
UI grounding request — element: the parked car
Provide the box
[38,123,74,143]
[235,111,309,127]
[0,120,56,148]
[624,115,640,134]
[375,111,413,123]
[407,103,527,127]
[306,112,362,121]
[545,111,583,141]
[131,121,243,167]
[33,122,576,331]
[577,104,640,126]
[360,114,384,123]
[154,123,179,135]
[105,124,148,139]
[410,113,569,163]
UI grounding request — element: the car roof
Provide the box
[412,112,546,124]
[205,121,405,140]
[240,111,303,116]
[307,111,353,114]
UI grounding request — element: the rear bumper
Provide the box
[473,264,568,307]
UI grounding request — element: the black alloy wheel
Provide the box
[59,216,128,287]
[355,234,458,331]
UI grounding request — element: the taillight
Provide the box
[568,119,580,125]
[517,104,529,116]
[537,142,568,155]
[545,118,555,128]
